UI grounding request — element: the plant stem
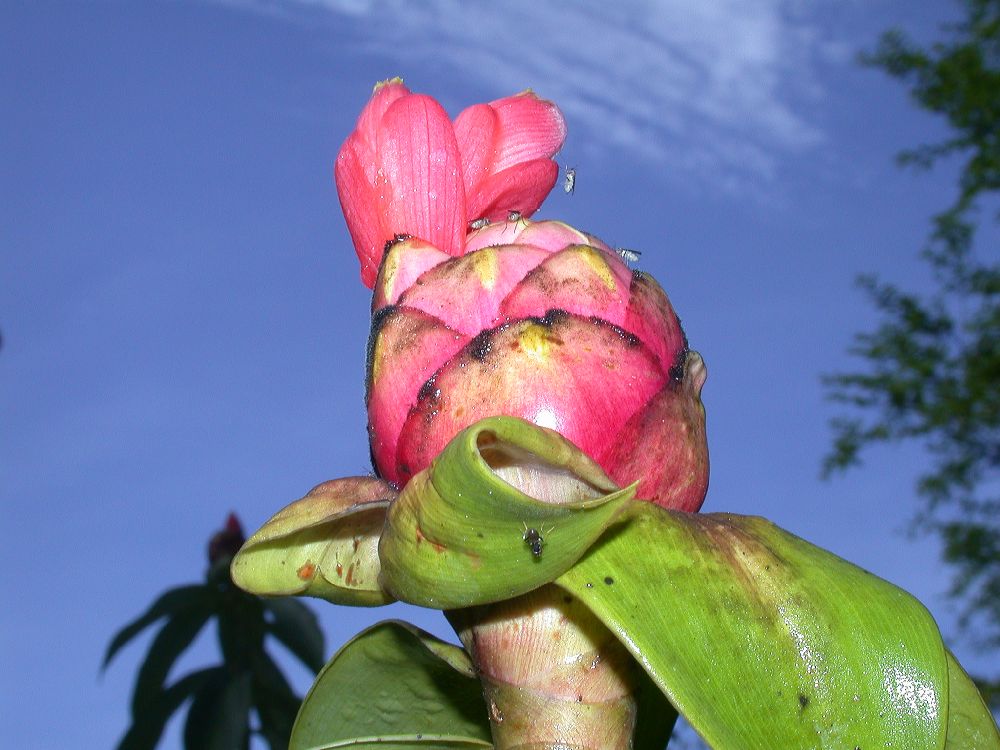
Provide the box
[448,584,639,750]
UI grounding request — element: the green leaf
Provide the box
[183,668,253,750]
[379,416,635,609]
[103,584,210,670]
[217,589,265,666]
[264,598,326,673]
[232,477,396,606]
[252,650,301,750]
[116,667,221,750]
[944,650,1000,748]
[290,620,492,750]
[377,417,986,749]
[131,595,215,717]
[557,508,950,749]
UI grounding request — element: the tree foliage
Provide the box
[105,515,325,750]
[824,0,1000,706]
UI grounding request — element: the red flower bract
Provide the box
[336,78,566,287]
[366,220,709,512]
[336,80,708,511]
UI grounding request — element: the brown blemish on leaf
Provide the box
[415,523,446,553]
[296,561,316,580]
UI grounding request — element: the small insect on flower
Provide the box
[522,523,552,557]
[563,166,576,195]
[507,210,522,222]
[383,233,412,254]
[616,247,642,265]
[523,527,544,556]
[469,217,490,231]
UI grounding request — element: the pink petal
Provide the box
[395,312,666,485]
[488,91,567,173]
[624,272,687,375]
[367,307,471,485]
[465,159,560,223]
[456,92,566,223]
[453,103,499,198]
[356,79,410,149]
[397,245,549,335]
[377,94,467,257]
[499,244,632,326]
[336,134,388,288]
[600,352,709,512]
[335,79,412,288]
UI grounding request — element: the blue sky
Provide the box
[3,1,996,747]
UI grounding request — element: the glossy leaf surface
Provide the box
[943,650,1000,748]
[558,508,947,749]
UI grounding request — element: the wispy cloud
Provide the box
[219,0,844,192]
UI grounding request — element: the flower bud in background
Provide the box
[207,512,245,565]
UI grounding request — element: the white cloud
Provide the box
[220,0,841,192]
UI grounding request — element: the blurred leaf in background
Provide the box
[104,514,325,750]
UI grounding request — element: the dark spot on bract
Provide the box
[590,316,640,347]
[603,576,614,585]
[469,329,494,361]
[668,347,689,382]
[417,373,440,403]
[382,233,412,257]
[798,693,810,711]
[534,308,568,326]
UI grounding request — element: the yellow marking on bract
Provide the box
[370,333,386,386]
[520,323,552,362]
[377,244,405,301]
[471,247,500,290]
[577,245,617,292]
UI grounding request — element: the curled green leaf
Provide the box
[232,477,396,606]
[378,416,636,609]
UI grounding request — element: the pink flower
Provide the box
[335,78,566,287]
[366,220,709,512]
